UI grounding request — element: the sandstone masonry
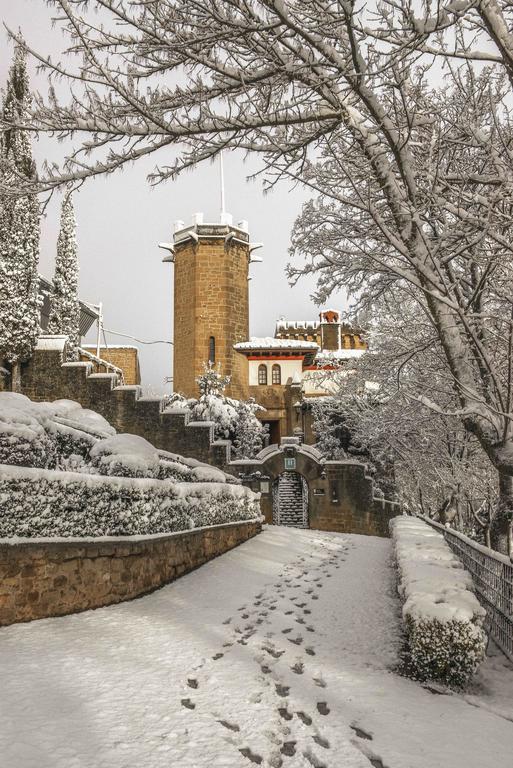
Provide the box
[0,519,261,626]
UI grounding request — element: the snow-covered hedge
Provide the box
[391,517,487,687]
[0,393,236,483]
[0,464,260,538]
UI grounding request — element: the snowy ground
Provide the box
[1,526,512,768]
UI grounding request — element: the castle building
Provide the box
[165,213,367,444]
[162,212,258,401]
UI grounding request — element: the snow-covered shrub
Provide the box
[90,433,160,478]
[166,362,267,446]
[0,465,260,538]
[0,393,56,468]
[0,393,109,469]
[391,517,486,687]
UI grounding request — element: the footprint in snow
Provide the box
[305,647,316,656]
[291,661,304,675]
[278,707,293,721]
[288,636,303,646]
[316,702,330,716]
[218,719,240,732]
[187,678,198,689]
[212,652,224,661]
[282,628,293,634]
[239,747,263,764]
[280,741,297,756]
[296,711,312,726]
[303,746,327,768]
[275,683,290,697]
[313,677,327,688]
[181,698,195,710]
[313,734,330,749]
[351,724,373,740]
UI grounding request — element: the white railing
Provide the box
[78,347,125,385]
[419,515,513,663]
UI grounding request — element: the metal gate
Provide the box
[272,472,309,528]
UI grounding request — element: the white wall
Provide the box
[249,358,303,386]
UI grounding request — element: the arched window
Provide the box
[209,336,216,363]
[272,364,281,385]
[258,364,267,385]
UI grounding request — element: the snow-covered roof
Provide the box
[235,337,319,351]
[315,349,366,362]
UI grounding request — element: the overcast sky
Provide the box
[0,1,347,391]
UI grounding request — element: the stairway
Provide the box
[273,472,309,528]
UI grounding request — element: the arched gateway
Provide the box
[229,437,399,537]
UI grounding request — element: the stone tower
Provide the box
[163,213,252,400]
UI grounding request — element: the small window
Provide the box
[258,364,267,385]
[209,336,215,363]
[272,364,281,385]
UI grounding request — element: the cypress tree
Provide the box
[0,45,40,391]
[48,193,80,360]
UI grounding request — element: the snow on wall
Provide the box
[235,337,319,350]
[0,464,260,538]
[391,517,487,686]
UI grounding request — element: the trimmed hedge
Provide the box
[391,517,486,687]
[0,464,260,538]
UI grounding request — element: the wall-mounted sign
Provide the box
[284,457,296,470]
[260,480,270,494]
[313,488,325,496]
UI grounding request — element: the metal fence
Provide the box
[419,516,513,663]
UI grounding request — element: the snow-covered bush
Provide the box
[391,517,486,687]
[0,393,56,468]
[0,393,110,469]
[0,465,260,538]
[90,433,160,478]
[166,362,267,448]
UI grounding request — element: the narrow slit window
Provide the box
[258,364,267,385]
[209,336,216,364]
[272,364,281,385]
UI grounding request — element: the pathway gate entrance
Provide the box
[272,472,309,528]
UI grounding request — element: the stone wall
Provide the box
[80,346,141,385]
[231,448,398,537]
[0,519,261,627]
[19,345,231,468]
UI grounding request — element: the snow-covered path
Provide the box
[1,527,512,768]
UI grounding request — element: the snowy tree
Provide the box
[48,193,80,360]
[234,399,268,459]
[167,363,267,446]
[196,362,231,398]
[311,399,348,461]
[0,45,40,392]
[10,1,513,550]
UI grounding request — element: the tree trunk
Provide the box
[10,360,21,393]
[490,472,513,555]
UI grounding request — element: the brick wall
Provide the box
[0,519,261,626]
[173,229,250,400]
